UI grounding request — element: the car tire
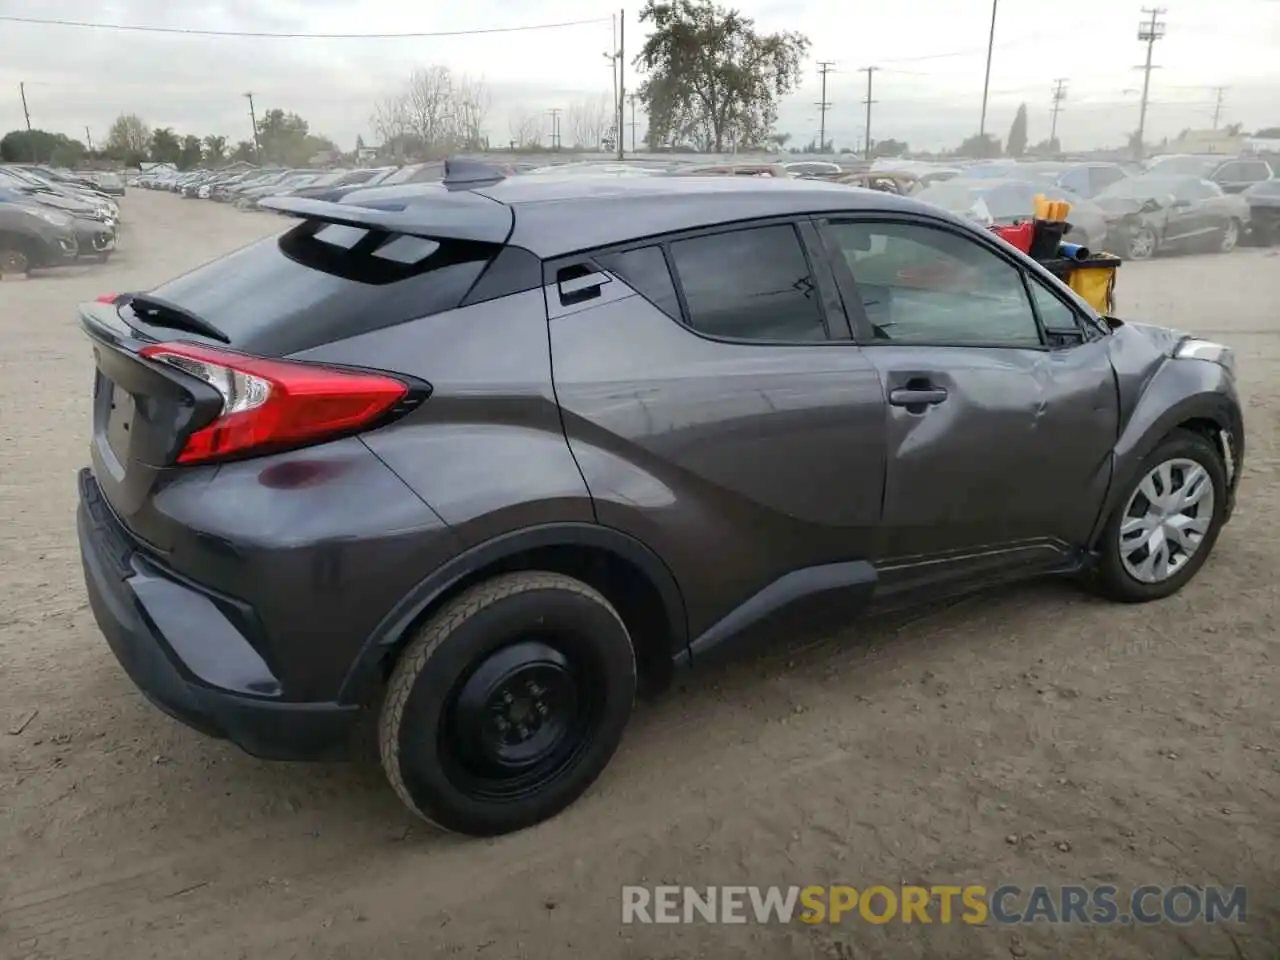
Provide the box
[379,571,636,836]
[1126,224,1157,260]
[0,238,31,275]
[1217,218,1241,254]
[1094,429,1227,603]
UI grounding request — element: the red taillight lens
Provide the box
[95,292,119,303]
[139,342,409,465]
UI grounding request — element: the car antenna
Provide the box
[442,158,507,191]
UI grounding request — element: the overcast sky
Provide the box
[1,0,1277,153]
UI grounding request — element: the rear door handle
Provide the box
[888,386,948,407]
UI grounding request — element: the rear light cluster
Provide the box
[138,342,410,465]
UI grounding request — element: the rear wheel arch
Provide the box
[339,523,690,704]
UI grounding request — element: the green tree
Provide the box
[150,127,181,164]
[955,132,1002,158]
[635,0,809,152]
[106,113,151,164]
[49,138,87,167]
[202,135,228,165]
[1006,103,1028,157]
[178,135,203,169]
[870,138,908,158]
[0,128,75,163]
[230,139,257,162]
[1255,126,1280,138]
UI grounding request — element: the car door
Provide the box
[1163,179,1212,243]
[817,215,1119,598]
[547,220,890,643]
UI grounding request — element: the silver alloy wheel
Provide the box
[1219,219,1239,253]
[1128,226,1157,260]
[1118,457,1216,584]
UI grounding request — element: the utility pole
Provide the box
[815,61,835,153]
[1049,78,1068,147]
[1134,7,1166,160]
[19,82,31,131]
[628,93,639,152]
[85,126,94,151]
[859,66,877,161]
[978,0,999,139]
[617,8,625,160]
[548,108,562,150]
[1210,86,1228,129]
[244,91,261,162]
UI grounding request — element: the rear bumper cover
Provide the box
[77,468,359,760]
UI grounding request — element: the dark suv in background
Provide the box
[77,162,1244,836]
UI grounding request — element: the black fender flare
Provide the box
[1089,360,1242,547]
[338,522,690,703]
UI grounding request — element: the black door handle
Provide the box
[888,386,948,407]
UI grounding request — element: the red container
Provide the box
[992,221,1034,254]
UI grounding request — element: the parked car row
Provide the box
[0,164,122,274]
[134,163,451,208]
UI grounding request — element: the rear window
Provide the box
[142,219,497,356]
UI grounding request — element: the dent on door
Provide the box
[868,340,1118,594]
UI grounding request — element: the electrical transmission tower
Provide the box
[815,61,835,153]
[1049,79,1068,147]
[1134,7,1166,160]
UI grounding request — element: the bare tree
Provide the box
[508,111,543,148]
[370,94,410,145]
[567,94,613,149]
[454,74,491,150]
[404,66,457,156]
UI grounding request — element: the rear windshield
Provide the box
[142,219,498,356]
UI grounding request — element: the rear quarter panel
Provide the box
[292,290,595,546]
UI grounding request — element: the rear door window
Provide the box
[140,221,497,356]
[667,224,828,342]
[594,246,682,321]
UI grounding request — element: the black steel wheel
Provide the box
[379,572,636,836]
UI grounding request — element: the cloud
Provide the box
[1,0,1276,152]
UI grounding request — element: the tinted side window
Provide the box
[1214,162,1243,180]
[668,224,827,342]
[1091,166,1127,192]
[827,221,1042,347]
[1244,162,1271,182]
[594,246,681,321]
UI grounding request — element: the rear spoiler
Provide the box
[260,191,513,246]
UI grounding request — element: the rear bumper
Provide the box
[77,468,360,760]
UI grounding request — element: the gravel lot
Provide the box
[1,191,1277,960]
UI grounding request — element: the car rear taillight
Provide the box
[138,342,410,465]
[95,292,119,303]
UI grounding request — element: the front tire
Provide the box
[1127,224,1157,260]
[1217,218,1241,253]
[379,572,636,836]
[1095,430,1227,602]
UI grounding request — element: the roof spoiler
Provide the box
[259,189,513,245]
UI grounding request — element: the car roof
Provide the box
[283,170,972,258]
[424,175,935,257]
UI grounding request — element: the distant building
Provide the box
[1165,129,1246,155]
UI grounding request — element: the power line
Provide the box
[859,66,878,161]
[0,13,611,39]
[1133,6,1167,160]
[815,61,835,153]
[1050,78,1068,145]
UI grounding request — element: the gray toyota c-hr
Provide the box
[77,161,1244,836]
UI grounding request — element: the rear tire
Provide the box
[1094,430,1227,603]
[379,571,636,836]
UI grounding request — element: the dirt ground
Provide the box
[1,191,1277,960]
